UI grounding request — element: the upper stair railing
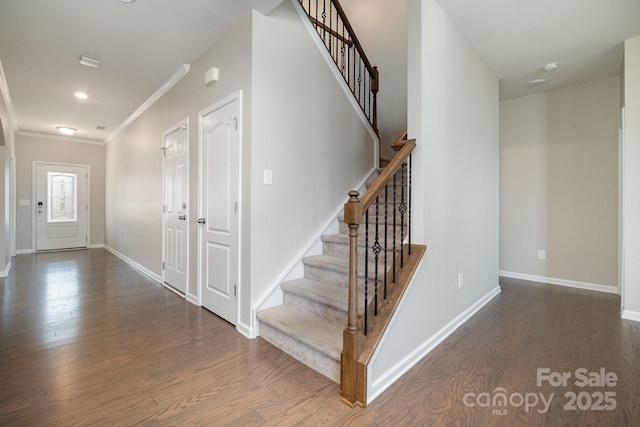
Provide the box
[296,0,379,133]
[340,132,426,407]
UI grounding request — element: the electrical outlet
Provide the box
[458,272,464,288]
[538,250,546,260]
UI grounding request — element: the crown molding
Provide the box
[0,59,19,131]
[106,64,190,143]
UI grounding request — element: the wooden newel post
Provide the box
[341,190,364,406]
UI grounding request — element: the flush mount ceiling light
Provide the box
[80,55,101,69]
[57,126,76,135]
[119,0,136,3]
[74,91,88,100]
[529,78,547,87]
[543,62,559,73]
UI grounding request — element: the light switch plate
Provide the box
[264,169,272,185]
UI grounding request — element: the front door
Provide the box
[163,121,189,295]
[35,163,88,251]
[198,93,240,325]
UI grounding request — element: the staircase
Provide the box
[257,171,405,382]
[256,1,425,407]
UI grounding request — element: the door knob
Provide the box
[197,218,206,224]
[178,215,186,221]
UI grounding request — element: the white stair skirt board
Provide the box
[499,271,619,294]
[621,310,640,322]
[367,285,501,405]
[255,168,400,383]
[104,245,161,284]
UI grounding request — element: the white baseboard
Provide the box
[500,271,618,294]
[89,244,105,249]
[15,249,34,255]
[237,321,253,339]
[622,310,640,322]
[368,285,501,405]
[186,293,198,306]
[0,261,11,278]
[104,245,161,283]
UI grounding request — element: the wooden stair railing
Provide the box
[341,135,426,407]
[296,0,379,133]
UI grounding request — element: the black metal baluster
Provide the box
[373,197,381,316]
[399,163,406,269]
[321,0,326,43]
[384,182,388,299]
[392,173,397,283]
[409,153,412,255]
[364,210,369,335]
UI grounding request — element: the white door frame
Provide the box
[32,161,90,252]
[161,118,190,298]
[197,90,243,324]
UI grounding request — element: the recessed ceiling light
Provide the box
[80,55,101,69]
[543,62,559,73]
[57,126,76,136]
[119,0,136,3]
[75,92,88,100]
[529,78,547,87]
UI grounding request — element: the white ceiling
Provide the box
[0,0,282,142]
[1,0,639,143]
[437,0,640,100]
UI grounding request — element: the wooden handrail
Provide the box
[347,139,415,222]
[309,17,354,47]
[341,136,419,407]
[330,0,375,75]
[297,0,379,133]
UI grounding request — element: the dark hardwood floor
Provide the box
[1,249,638,426]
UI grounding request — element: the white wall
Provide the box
[250,3,375,325]
[0,82,16,274]
[340,0,408,157]
[14,133,105,250]
[368,0,499,402]
[105,15,253,305]
[104,3,374,332]
[622,36,640,318]
[500,77,620,289]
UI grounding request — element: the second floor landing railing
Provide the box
[297,0,379,133]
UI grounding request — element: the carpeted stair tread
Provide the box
[257,305,342,361]
[282,278,349,312]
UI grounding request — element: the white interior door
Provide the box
[35,163,88,251]
[163,121,189,295]
[199,94,240,325]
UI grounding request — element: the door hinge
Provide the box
[234,284,237,296]
[234,201,238,213]
[163,205,167,213]
[162,261,165,270]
